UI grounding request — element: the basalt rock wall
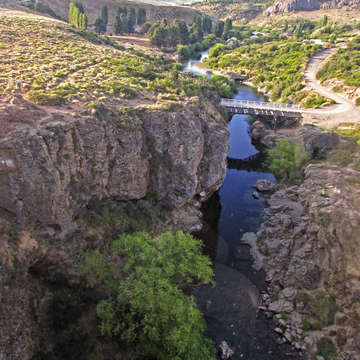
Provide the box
[0,97,229,237]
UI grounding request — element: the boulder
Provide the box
[253,179,276,193]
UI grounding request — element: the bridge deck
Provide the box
[221,99,303,117]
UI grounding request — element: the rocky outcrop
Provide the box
[0,94,229,360]
[243,163,360,359]
[265,0,360,15]
[302,124,339,160]
[0,96,229,237]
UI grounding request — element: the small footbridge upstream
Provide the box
[221,99,303,118]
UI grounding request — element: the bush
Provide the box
[209,74,237,98]
[81,231,215,360]
[267,140,308,180]
[209,43,228,58]
[317,338,337,360]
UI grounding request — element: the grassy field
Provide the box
[0,10,210,107]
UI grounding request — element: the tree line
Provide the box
[68,2,88,30]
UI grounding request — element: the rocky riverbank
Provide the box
[243,121,360,360]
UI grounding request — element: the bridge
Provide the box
[221,99,303,118]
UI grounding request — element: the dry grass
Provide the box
[0,10,209,107]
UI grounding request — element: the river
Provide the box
[184,51,302,360]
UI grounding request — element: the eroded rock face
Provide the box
[248,164,360,359]
[265,0,360,15]
[0,98,229,236]
[302,124,339,160]
[0,95,229,360]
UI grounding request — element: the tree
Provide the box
[117,6,127,16]
[128,8,136,33]
[121,13,129,33]
[101,5,108,28]
[113,15,122,35]
[223,18,232,39]
[174,19,189,44]
[214,20,224,38]
[68,2,87,30]
[267,140,308,179]
[322,14,328,27]
[137,8,146,25]
[190,23,203,43]
[94,16,106,33]
[81,231,215,360]
[202,15,212,34]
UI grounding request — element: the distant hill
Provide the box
[13,0,201,25]
[265,0,360,15]
[192,0,274,22]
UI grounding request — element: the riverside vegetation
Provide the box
[203,16,360,107]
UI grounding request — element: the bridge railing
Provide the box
[220,99,302,112]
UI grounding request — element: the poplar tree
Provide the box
[137,8,146,25]
[128,8,136,33]
[68,2,87,30]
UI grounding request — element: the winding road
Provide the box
[302,47,360,127]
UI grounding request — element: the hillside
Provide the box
[265,0,360,15]
[12,0,201,25]
[193,0,274,22]
[0,8,230,360]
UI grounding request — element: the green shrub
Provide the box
[209,43,229,58]
[356,97,360,106]
[302,290,337,330]
[209,74,237,98]
[328,149,352,167]
[316,338,337,360]
[81,231,215,360]
[267,140,308,180]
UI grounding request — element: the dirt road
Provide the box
[301,47,360,128]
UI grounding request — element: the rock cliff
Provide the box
[0,94,229,359]
[0,96,228,237]
[265,0,360,15]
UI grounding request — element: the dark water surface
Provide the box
[184,52,302,360]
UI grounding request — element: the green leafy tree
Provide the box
[68,2,87,30]
[101,5,108,28]
[202,15,212,34]
[223,18,232,39]
[113,15,122,35]
[81,231,215,360]
[190,23,203,43]
[322,15,328,27]
[209,43,228,57]
[128,8,136,33]
[117,6,127,16]
[209,74,237,98]
[94,16,106,33]
[175,19,189,44]
[121,13,129,33]
[214,20,224,38]
[267,140,308,180]
[137,8,146,25]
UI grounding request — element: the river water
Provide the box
[184,51,302,360]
